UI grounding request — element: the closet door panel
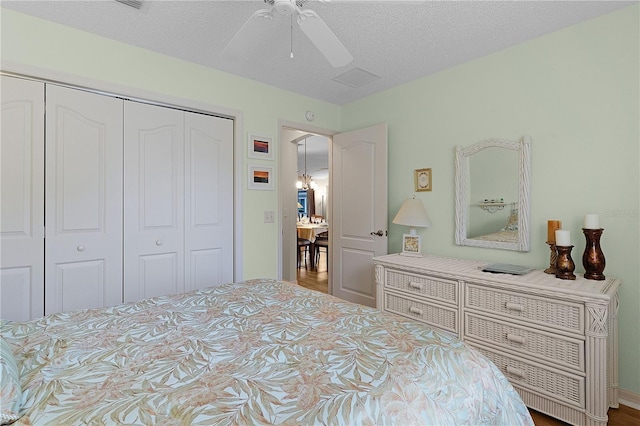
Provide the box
[184,112,234,290]
[124,102,184,302]
[0,76,45,320]
[53,260,106,312]
[138,253,179,297]
[44,84,123,315]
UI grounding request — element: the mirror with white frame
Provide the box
[455,136,532,251]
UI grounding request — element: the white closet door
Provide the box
[0,76,45,321]
[124,101,184,302]
[184,112,234,291]
[44,84,123,314]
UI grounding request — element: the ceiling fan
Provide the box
[221,0,353,68]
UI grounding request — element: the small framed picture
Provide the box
[401,234,422,257]
[248,164,274,190]
[415,168,432,192]
[248,134,274,160]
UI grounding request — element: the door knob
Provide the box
[155,240,163,246]
[77,245,85,252]
[370,230,386,236]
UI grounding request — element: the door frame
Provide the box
[277,119,336,291]
[1,64,244,282]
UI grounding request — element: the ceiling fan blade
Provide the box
[297,9,353,68]
[220,8,275,63]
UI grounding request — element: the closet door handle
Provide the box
[77,245,85,252]
[155,240,163,246]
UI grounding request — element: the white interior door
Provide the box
[184,111,234,291]
[331,124,388,307]
[44,84,123,314]
[0,76,45,321]
[124,101,184,302]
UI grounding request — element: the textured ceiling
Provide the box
[2,0,634,105]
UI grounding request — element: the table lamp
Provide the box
[393,196,431,256]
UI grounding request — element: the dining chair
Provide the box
[297,238,311,269]
[314,232,328,270]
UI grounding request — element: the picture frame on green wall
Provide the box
[415,168,432,192]
[248,133,274,160]
[248,164,274,190]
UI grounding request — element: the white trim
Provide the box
[1,60,244,282]
[619,389,640,410]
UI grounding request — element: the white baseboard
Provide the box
[619,389,640,410]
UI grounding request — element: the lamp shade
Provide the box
[393,197,432,228]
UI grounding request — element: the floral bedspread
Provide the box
[2,279,533,425]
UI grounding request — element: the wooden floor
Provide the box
[296,250,329,294]
[295,254,640,426]
[530,405,640,425]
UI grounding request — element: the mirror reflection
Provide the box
[455,136,531,252]
[467,147,518,240]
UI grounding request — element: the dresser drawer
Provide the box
[384,292,458,335]
[466,284,584,333]
[464,313,584,371]
[473,345,585,409]
[385,269,458,305]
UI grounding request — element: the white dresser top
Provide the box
[373,253,620,302]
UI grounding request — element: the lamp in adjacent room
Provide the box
[393,196,432,257]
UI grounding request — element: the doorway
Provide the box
[280,122,388,307]
[280,125,331,294]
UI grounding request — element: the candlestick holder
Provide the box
[555,245,576,280]
[582,228,606,280]
[544,242,557,274]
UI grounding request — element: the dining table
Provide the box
[297,223,328,270]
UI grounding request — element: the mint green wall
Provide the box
[2,5,639,396]
[342,5,639,395]
[0,8,342,280]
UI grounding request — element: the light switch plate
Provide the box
[264,211,275,223]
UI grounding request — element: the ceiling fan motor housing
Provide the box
[265,0,308,7]
[273,1,296,15]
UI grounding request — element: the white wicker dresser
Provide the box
[373,253,621,426]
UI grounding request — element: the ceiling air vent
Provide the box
[333,68,381,88]
[115,0,145,10]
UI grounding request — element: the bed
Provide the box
[2,279,533,425]
[471,206,519,243]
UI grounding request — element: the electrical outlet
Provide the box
[264,211,275,223]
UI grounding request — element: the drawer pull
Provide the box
[506,333,526,345]
[409,281,424,290]
[506,366,525,378]
[409,306,423,316]
[505,302,524,312]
